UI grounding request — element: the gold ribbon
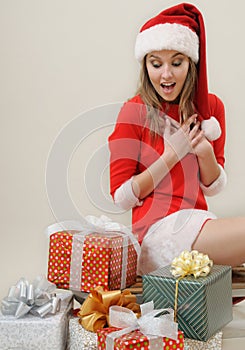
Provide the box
[78,286,141,332]
[170,250,213,321]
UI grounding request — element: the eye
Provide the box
[172,60,182,67]
[150,61,161,68]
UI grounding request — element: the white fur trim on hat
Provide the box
[135,23,199,63]
[201,116,221,141]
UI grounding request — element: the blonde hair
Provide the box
[136,56,197,135]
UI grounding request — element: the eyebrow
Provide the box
[148,52,185,59]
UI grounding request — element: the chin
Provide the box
[159,94,180,104]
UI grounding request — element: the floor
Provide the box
[73,296,245,349]
[222,299,245,349]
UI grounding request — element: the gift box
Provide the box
[47,230,137,292]
[97,327,184,350]
[67,317,97,350]
[46,217,139,293]
[185,331,222,349]
[96,299,183,349]
[143,264,232,341]
[0,289,73,350]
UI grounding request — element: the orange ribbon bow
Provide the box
[78,286,141,332]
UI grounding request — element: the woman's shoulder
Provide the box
[124,94,146,109]
[127,94,145,104]
[208,93,225,114]
[117,94,147,125]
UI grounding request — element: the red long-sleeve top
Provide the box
[109,94,226,243]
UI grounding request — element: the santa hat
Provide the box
[135,3,221,140]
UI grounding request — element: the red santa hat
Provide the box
[135,3,210,121]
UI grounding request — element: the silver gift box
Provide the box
[185,331,223,349]
[67,318,97,350]
[0,290,73,350]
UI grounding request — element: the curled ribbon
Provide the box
[0,275,61,318]
[171,250,213,278]
[106,300,178,350]
[170,250,213,321]
[78,286,140,332]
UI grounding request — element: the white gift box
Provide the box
[67,318,97,350]
[0,290,73,350]
[185,331,223,350]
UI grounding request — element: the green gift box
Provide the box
[142,264,232,341]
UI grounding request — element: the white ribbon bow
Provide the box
[45,215,140,255]
[106,301,178,349]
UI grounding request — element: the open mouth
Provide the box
[160,82,176,91]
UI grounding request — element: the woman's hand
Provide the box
[163,114,204,160]
[186,116,221,186]
[187,118,214,158]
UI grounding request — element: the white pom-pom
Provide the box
[201,116,221,141]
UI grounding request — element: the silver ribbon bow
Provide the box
[106,301,178,349]
[1,275,61,318]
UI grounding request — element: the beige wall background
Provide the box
[1,0,245,299]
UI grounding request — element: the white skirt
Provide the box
[137,209,217,275]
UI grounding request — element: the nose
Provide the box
[161,64,173,79]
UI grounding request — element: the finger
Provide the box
[189,113,198,120]
[170,123,179,134]
[182,114,197,132]
[169,118,180,130]
[191,130,204,147]
[189,121,201,138]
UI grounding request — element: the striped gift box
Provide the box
[142,265,232,341]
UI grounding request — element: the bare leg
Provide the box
[192,217,245,267]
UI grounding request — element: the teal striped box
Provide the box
[142,265,232,341]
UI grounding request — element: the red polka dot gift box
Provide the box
[46,218,140,293]
[97,327,184,350]
[96,301,184,350]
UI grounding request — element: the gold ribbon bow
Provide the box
[170,250,213,321]
[78,286,141,332]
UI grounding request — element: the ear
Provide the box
[201,116,221,141]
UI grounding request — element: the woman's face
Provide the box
[146,50,190,102]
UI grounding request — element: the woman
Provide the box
[109,3,245,274]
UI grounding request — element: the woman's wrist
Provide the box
[197,143,221,187]
[195,138,213,160]
[162,146,181,167]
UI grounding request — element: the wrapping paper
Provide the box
[47,218,139,293]
[67,318,97,350]
[143,264,232,341]
[97,327,184,350]
[67,320,222,350]
[0,290,73,350]
[105,301,178,349]
[185,331,223,349]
